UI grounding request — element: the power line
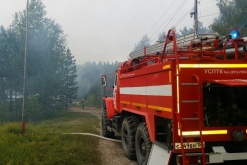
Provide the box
[173,7,194,29]
[146,0,177,36]
[199,0,215,6]
[200,10,247,19]
[149,0,188,42]
[149,0,188,43]
[199,13,220,18]
[147,0,217,44]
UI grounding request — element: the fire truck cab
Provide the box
[102,29,247,165]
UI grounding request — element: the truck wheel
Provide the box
[122,116,140,160]
[102,106,115,138]
[135,122,152,165]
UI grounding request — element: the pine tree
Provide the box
[62,48,78,110]
[211,0,247,36]
[0,0,78,120]
[134,35,151,51]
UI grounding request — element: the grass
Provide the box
[0,111,101,165]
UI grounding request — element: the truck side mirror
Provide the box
[102,76,106,86]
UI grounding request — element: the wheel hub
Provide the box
[139,138,146,158]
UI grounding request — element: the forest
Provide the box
[0,0,246,122]
[76,61,119,107]
[0,0,77,121]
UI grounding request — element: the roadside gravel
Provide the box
[69,107,138,165]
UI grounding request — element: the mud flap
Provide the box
[147,143,171,165]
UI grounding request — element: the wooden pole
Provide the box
[21,0,29,133]
[194,0,198,34]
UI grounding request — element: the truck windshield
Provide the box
[203,83,247,126]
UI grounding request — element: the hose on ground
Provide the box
[62,133,122,143]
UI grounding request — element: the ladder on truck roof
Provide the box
[129,32,220,59]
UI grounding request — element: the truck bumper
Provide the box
[148,143,247,165]
[209,146,247,163]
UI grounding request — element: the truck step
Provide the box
[182,117,199,121]
[181,83,198,86]
[181,100,199,103]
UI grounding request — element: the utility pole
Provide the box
[22,0,29,133]
[194,0,198,34]
[190,0,198,34]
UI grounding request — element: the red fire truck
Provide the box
[101,29,247,165]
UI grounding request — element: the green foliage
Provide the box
[77,61,119,106]
[62,49,78,109]
[211,0,247,36]
[179,21,212,35]
[26,96,41,122]
[0,111,101,165]
[0,0,78,121]
[86,79,103,107]
[134,35,151,50]
[0,101,11,122]
[157,31,166,42]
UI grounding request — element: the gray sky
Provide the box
[0,0,219,65]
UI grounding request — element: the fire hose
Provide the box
[62,133,121,143]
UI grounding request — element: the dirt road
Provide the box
[69,107,138,165]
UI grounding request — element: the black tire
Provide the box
[101,106,115,138]
[135,122,152,165]
[121,116,140,160]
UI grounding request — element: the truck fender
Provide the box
[122,108,156,142]
[102,97,117,120]
[145,114,155,142]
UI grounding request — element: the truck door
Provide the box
[113,73,119,110]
